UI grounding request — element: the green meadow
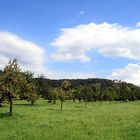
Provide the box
[0,100,140,140]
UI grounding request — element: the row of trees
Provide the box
[36,76,140,109]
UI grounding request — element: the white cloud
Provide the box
[0,32,46,75]
[51,22,140,62]
[111,63,140,85]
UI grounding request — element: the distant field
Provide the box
[0,100,140,140]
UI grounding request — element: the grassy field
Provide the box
[0,100,140,140]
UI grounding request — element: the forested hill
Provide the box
[36,78,128,87]
[39,78,114,88]
[35,78,135,89]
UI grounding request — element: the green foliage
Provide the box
[0,91,4,107]
[61,80,71,90]
[50,88,58,104]
[36,74,51,99]
[71,87,83,102]
[25,72,38,105]
[103,87,117,102]
[0,59,23,116]
[0,59,38,115]
[18,71,38,105]
[56,87,65,102]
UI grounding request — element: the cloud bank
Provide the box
[51,22,140,62]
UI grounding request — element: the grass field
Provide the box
[0,100,140,140]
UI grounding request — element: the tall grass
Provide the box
[0,100,140,140]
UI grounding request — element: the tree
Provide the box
[0,59,23,116]
[80,86,88,108]
[0,92,4,107]
[44,86,57,103]
[72,87,83,102]
[18,71,38,105]
[57,87,65,110]
[51,88,58,104]
[80,85,96,107]
[24,72,38,105]
[0,93,2,107]
[103,87,117,103]
[112,80,121,102]
[91,83,102,105]
[51,80,72,110]
[57,80,71,110]
[129,84,140,101]
[0,59,38,116]
[36,74,50,100]
[0,71,4,107]
[120,82,131,102]
[61,80,71,90]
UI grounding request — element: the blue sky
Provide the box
[0,0,140,85]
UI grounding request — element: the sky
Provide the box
[0,0,140,85]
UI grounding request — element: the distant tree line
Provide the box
[35,77,140,104]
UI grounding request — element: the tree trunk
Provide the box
[0,95,4,107]
[9,100,12,116]
[53,99,56,104]
[61,100,63,110]
[78,98,81,103]
[48,100,52,103]
[31,99,34,105]
[0,99,2,107]
[100,100,102,106]
[85,100,87,108]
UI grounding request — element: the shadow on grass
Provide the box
[75,105,83,108]
[0,112,10,118]
[14,103,39,107]
[0,104,7,107]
